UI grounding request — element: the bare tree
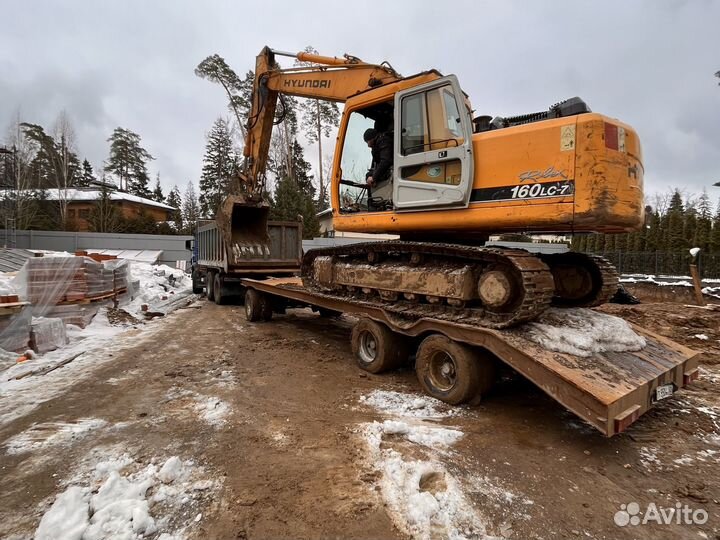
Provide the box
[3,110,40,230]
[52,110,78,226]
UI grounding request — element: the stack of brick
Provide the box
[43,304,100,329]
[23,256,128,304]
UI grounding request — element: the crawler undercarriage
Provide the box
[302,241,619,329]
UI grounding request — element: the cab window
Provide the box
[400,84,464,155]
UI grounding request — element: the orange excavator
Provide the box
[226,46,644,328]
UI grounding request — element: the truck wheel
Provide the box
[191,268,204,294]
[415,335,494,405]
[214,273,227,305]
[206,270,216,302]
[245,289,273,322]
[351,318,409,374]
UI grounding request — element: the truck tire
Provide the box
[191,268,204,294]
[245,289,272,322]
[206,270,216,302]
[415,335,494,405]
[214,273,228,305]
[351,318,409,374]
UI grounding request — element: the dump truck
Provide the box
[191,195,302,304]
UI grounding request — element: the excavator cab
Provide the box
[337,75,475,214]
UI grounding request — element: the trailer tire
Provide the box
[214,273,228,305]
[206,270,216,302]
[245,289,272,322]
[191,268,204,294]
[351,318,409,374]
[416,335,493,405]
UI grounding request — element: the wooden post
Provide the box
[689,264,705,306]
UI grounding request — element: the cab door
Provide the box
[392,75,474,210]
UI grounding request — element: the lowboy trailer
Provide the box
[239,276,700,437]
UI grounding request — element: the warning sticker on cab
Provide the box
[560,125,576,151]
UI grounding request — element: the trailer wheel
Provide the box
[191,268,204,294]
[351,318,408,374]
[206,270,216,301]
[214,273,228,305]
[245,289,272,322]
[415,335,494,405]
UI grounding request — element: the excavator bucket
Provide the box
[215,194,271,266]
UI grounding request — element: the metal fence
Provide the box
[6,229,193,266]
[588,251,720,279]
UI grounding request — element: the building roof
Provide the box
[1,188,176,211]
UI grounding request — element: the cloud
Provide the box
[0,0,717,199]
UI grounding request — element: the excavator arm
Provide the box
[242,46,401,195]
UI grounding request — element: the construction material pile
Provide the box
[0,255,135,354]
[23,256,128,305]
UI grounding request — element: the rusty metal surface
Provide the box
[242,276,700,436]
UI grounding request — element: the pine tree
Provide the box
[152,173,164,202]
[695,189,712,252]
[195,56,253,137]
[710,199,720,253]
[664,190,685,252]
[182,181,200,234]
[104,127,154,195]
[166,185,183,231]
[270,176,320,239]
[199,118,237,217]
[79,159,95,187]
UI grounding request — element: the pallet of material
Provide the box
[22,257,129,304]
[44,304,100,328]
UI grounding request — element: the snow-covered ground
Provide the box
[358,390,530,539]
[34,449,220,540]
[620,273,720,298]
[0,257,195,427]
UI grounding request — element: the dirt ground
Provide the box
[1,293,719,539]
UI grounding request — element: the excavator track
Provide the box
[540,252,619,308]
[301,241,556,329]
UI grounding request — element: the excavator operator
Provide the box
[363,128,393,206]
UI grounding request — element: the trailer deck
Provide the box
[240,276,701,436]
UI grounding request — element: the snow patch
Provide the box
[524,307,647,357]
[193,396,231,427]
[34,453,217,540]
[694,334,709,341]
[361,421,485,540]
[4,418,108,455]
[360,390,460,418]
[365,420,463,449]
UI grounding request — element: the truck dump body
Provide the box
[196,220,302,274]
[241,276,700,437]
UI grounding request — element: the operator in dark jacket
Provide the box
[363,128,393,192]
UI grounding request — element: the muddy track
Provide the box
[302,241,556,329]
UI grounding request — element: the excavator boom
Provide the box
[242,47,401,194]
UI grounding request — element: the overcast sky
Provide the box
[0,0,718,200]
